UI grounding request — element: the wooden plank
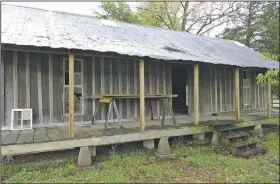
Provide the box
[13,50,18,109]
[57,126,70,139]
[267,82,271,118]
[1,131,10,143]
[194,64,199,125]
[37,58,43,124]
[26,52,30,108]
[210,67,213,113]
[224,67,227,111]
[118,59,123,118]
[16,129,34,144]
[126,60,131,118]
[235,68,240,121]
[156,63,160,118]
[92,56,96,116]
[228,68,231,111]
[134,61,138,117]
[1,51,4,127]
[233,68,235,110]
[254,71,257,109]
[219,68,222,112]
[41,53,50,124]
[83,56,93,121]
[46,127,65,141]
[163,65,166,94]
[257,80,260,108]
[34,128,50,143]
[215,67,218,112]
[74,126,91,139]
[109,58,113,120]
[79,125,103,137]
[69,53,74,138]
[2,124,212,156]
[49,54,53,123]
[139,59,145,131]
[30,53,39,124]
[2,130,21,145]
[100,57,105,119]
[52,54,64,123]
[17,51,26,109]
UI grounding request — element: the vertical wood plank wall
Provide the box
[187,64,267,116]
[2,50,268,127]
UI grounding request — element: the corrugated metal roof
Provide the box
[1,4,278,69]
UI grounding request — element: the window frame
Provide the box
[63,58,84,116]
[242,70,251,106]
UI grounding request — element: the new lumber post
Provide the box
[234,68,240,121]
[139,59,145,131]
[194,64,199,125]
[267,82,271,118]
[69,51,75,138]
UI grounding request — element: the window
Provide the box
[63,58,83,115]
[243,70,250,105]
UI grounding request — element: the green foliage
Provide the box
[98,1,140,24]
[219,2,279,58]
[219,2,279,95]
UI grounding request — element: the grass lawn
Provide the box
[2,120,279,183]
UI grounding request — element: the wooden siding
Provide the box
[2,50,268,127]
[2,50,171,127]
[187,65,267,116]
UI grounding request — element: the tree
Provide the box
[96,1,244,35]
[218,2,279,57]
[95,1,139,24]
[218,2,279,96]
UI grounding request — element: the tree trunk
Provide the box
[245,2,254,47]
[181,1,189,31]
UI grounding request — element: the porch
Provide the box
[2,109,278,156]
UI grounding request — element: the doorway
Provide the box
[171,66,188,115]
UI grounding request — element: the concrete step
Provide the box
[221,132,251,139]
[216,126,254,132]
[229,140,259,148]
[235,148,266,158]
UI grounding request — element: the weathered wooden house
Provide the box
[1,5,278,159]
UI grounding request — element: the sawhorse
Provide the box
[91,97,123,130]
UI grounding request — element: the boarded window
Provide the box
[63,58,83,115]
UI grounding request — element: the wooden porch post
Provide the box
[194,64,199,125]
[234,68,240,121]
[69,52,75,138]
[267,82,271,118]
[139,59,145,131]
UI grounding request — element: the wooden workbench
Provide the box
[82,94,178,129]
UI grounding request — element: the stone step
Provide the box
[235,148,266,158]
[215,126,254,132]
[221,132,251,139]
[229,139,259,148]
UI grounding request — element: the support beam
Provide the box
[194,64,199,125]
[139,59,145,131]
[69,53,75,138]
[235,68,240,121]
[267,82,271,118]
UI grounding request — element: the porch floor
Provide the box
[2,109,278,147]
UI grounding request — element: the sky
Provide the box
[3,2,138,15]
[3,2,224,37]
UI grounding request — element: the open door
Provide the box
[172,66,188,115]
